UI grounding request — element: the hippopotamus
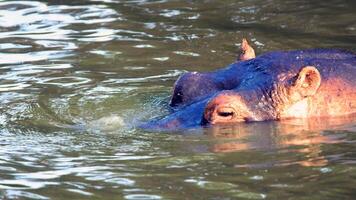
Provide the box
[141,39,356,131]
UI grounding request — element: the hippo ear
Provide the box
[239,38,255,61]
[291,66,321,99]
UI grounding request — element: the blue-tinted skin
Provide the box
[141,49,356,131]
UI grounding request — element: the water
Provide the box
[0,0,355,199]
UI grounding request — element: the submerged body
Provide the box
[142,41,356,131]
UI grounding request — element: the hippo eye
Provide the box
[218,111,234,117]
[216,107,235,118]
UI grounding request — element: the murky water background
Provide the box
[0,0,355,199]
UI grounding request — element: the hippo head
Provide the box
[170,38,256,108]
[141,45,355,131]
[169,72,223,107]
[203,66,321,124]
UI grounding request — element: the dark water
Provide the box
[0,0,356,199]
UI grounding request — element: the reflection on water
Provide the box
[205,117,356,167]
[0,0,355,199]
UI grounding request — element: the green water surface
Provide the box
[0,0,355,199]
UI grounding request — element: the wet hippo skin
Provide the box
[141,40,356,131]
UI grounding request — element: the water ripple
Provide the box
[0,50,71,64]
[0,1,122,65]
[103,70,185,84]
[0,83,31,92]
[125,194,162,200]
[37,76,92,88]
[2,190,50,200]
[0,179,59,190]
[15,166,110,180]
[0,2,120,32]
